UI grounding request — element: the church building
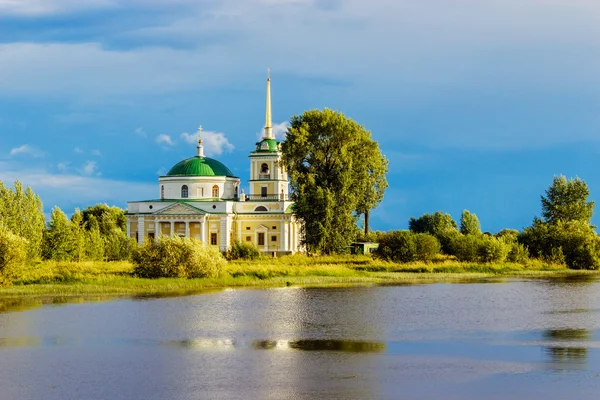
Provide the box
[126,74,302,254]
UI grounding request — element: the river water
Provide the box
[1,277,600,399]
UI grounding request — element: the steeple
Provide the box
[196,125,205,157]
[264,69,274,139]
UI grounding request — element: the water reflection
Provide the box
[542,328,590,371]
[253,339,386,352]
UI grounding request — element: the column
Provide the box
[237,220,242,242]
[170,221,174,236]
[127,219,131,238]
[201,220,206,243]
[185,220,190,238]
[155,219,160,238]
[282,220,289,252]
[138,216,145,244]
[290,222,295,254]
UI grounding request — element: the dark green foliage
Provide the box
[519,219,600,269]
[449,234,481,262]
[414,233,441,262]
[227,240,262,260]
[495,229,519,243]
[375,231,440,262]
[506,242,529,264]
[460,210,482,236]
[132,236,225,278]
[409,211,459,253]
[375,231,416,262]
[449,234,509,263]
[541,176,594,225]
[282,108,387,254]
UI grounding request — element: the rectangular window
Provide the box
[258,232,265,246]
[210,233,217,246]
[246,226,251,230]
[261,187,267,197]
[271,235,277,242]
[271,226,276,229]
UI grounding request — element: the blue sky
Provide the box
[1,0,599,233]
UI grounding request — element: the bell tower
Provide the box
[248,70,289,200]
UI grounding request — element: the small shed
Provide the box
[350,242,379,255]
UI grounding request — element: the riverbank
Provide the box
[1,255,598,299]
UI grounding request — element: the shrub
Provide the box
[375,230,416,262]
[414,233,440,261]
[132,236,225,278]
[0,225,28,283]
[478,236,510,263]
[506,242,529,264]
[227,240,262,260]
[449,234,481,262]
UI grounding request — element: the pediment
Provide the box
[154,203,205,215]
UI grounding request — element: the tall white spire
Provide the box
[264,69,274,139]
[196,125,205,157]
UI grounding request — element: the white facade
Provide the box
[126,74,302,254]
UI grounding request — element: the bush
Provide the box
[478,236,510,263]
[375,231,417,262]
[132,236,225,278]
[227,240,262,260]
[449,234,481,262]
[506,242,529,264]
[414,233,440,261]
[0,225,28,283]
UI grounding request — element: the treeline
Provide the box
[367,176,600,270]
[0,180,134,280]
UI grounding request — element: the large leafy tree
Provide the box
[80,204,127,235]
[282,108,388,254]
[0,180,45,259]
[460,210,482,236]
[541,175,594,225]
[43,207,74,261]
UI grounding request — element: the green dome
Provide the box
[255,139,279,152]
[166,156,236,177]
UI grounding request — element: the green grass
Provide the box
[1,255,596,299]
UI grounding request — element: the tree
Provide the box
[0,180,45,259]
[70,209,87,262]
[354,141,388,236]
[460,210,481,236]
[80,204,127,235]
[541,176,594,225]
[282,108,387,254]
[409,211,458,253]
[0,223,28,282]
[43,207,74,261]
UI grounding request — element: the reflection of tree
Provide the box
[252,339,386,353]
[543,328,590,341]
[543,328,590,370]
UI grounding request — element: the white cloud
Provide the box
[9,145,44,158]
[156,134,174,146]
[0,0,116,16]
[74,147,84,154]
[82,160,98,175]
[256,121,288,140]
[91,149,102,156]
[134,126,147,137]
[0,166,156,210]
[181,130,234,155]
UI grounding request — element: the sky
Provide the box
[1,0,600,233]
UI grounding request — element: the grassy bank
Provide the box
[1,255,597,299]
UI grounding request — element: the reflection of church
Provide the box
[126,75,302,254]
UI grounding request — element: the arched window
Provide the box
[254,206,268,212]
[181,185,188,198]
[212,185,219,198]
[260,163,270,179]
[161,185,164,199]
[235,185,239,198]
